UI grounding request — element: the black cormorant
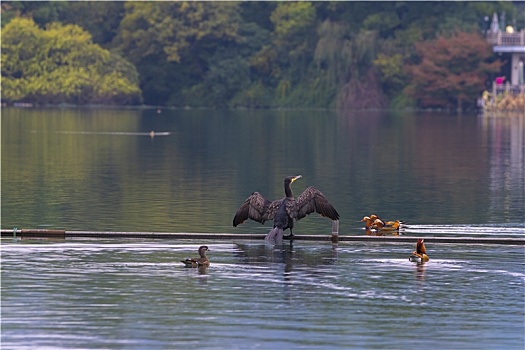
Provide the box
[233,175,340,242]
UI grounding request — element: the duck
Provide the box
[181,246,210,268]
[366,215,406,228]
[360,216,375,229]
[371,218,386,229]
[380,220,407,230]
[409,239,429,263]
[360,214,383,229]
[367,218,400,236]
[386,220,408,229]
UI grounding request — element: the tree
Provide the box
[58,2,125,46]
[4,1,520,108]
[182,21,271,108]
[405,30,501,110]
[1,17,142,105]
[0,1,66,27]
[113,2,243,68]
[243,1,321,107]
[113,2,244,105]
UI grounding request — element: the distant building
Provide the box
[486,13,525,92]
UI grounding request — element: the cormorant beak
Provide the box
[291,175,302,183]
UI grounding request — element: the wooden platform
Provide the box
[1,229,524,245]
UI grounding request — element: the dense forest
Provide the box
[1,1,523,110]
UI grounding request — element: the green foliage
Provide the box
[271,2,316,40]
[113,2,247,106]
[314,20,351,87]
[2,1,522,109]
[230,81,273,108]
[1,1,66,27]
[58,2,125,46]
[373,53,405,94]
[1,17,142,105]
[257,2,319,107]
[115,2,242,63]
[363,11,401,36]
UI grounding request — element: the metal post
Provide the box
[331,220,339,243]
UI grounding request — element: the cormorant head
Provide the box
[285,175,302,185]
[284,175,301,197]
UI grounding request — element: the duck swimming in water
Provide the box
[181,246,210,268]
[373,219,406,231]
[360,214,384,230]
[360,216,375,229]
[361,214,407,231]
[409,239,429,263]
[363,218,400,236]
[386,220,408,229]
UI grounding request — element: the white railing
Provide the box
[486,31,525,46]
[492,83,525,96]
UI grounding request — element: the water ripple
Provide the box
[1,240,523,349]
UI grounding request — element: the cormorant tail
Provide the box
[265,227,283,245]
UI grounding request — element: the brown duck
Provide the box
[360,216,375,229]
[181,246,210,268]
[409,239,429,263]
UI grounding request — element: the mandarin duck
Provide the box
[409,239,429,263]
[360,216,375,229]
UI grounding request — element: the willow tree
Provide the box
[265,1,317,105]
[1,17,142,105]
[313,20,351,104]
[333,29,387,109]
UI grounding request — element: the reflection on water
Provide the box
[2,109,524,349]
[1,240,524,349]
[481,115,525,222]
[2,108,524,235]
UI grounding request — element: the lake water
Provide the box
[1,108,524,349]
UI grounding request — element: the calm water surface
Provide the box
[1,108,524,348]
[2,108,524,233]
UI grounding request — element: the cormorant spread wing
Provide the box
[295,186,340,221]
[233,176,339,243]
[232,192,272,226]
[265,199,284,221]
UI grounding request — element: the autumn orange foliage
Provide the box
[406,31,501,110]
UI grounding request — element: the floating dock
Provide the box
[1,229,524,245]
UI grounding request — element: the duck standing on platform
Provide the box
[409,239,429,263]
[181,246,210,268]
